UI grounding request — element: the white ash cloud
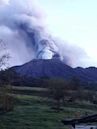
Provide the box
[0,0,87,67]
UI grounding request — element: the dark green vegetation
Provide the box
[0,69,97,129]
[0,86,97,129]
[0,95,97,129]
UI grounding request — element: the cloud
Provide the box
[0,0,87,67]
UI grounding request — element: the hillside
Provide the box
[11,59,97,84]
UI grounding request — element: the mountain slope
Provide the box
[12,59,75,79]
[11,59,97,83]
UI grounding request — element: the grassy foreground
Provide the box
[0,95,97,129]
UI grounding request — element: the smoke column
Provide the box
[0,0,87,67]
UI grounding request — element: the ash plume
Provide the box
[0,0,87,67]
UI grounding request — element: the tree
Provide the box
[0,40,14,112]
[67,77,81,102]
[47,78,69,111]
[0,39,9,68]
[70,77,80,90]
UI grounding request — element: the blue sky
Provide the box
[39,0,97,66]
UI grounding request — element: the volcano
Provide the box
[11,59,97,84]
[12,59,74,79]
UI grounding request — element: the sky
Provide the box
[39,0,97,67]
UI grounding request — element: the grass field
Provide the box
[0,87,97,129]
